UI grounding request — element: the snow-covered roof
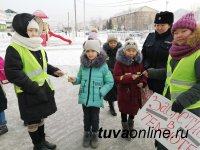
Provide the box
[5,9,17,14]
[113,6,158,18]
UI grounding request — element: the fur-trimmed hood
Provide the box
[80,51,107,68]
[116,47,142,66]
[187,24,200,48]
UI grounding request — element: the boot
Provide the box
[128,118,134,130]
[29,130,49,150]
[0,124,8,136]
[82,131,91,147]
[33,142,50,150]
[108,101,117,116]
[38,125,56,150]
[42,141,56,150]
[121,122,131,141]
[91,132,99,149]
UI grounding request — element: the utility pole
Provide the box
[166,0,169,11]
[84,0,86,37]
[74,0,77,37]
[129,1,133,31]
[68,11,69,28]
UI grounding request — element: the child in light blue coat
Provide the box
[68,40,114,148]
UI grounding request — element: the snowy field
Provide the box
[0,31,145,65]
[0,32,156,150]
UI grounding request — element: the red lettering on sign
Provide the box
[148,95,161,111]
[185,116,198,129]
[188,121,200,135]
[186,144,197,150]
[164,105,175,118]
[146,117,158,127]
[160,102,170,113]
[196,129,200,138]
[141,112,152,121]
[169,132,180,144]
[177,112,189,124]
[167,121,175,130]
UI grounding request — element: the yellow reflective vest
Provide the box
[10,43,54,93]
[163,50,200,110]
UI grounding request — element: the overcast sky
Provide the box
[1,0,200,26]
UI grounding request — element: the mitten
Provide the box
[171,101,184,113]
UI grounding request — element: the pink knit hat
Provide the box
[172,12,197,33]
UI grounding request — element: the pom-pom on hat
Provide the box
[123,40,138,52]
[88,32,98,40]
[90,28,98,33]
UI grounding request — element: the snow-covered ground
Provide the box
[0,32,145,66]
[0,32,156,150]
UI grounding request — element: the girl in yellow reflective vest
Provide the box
[4,13,64,150]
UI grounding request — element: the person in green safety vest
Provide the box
[156,12,200,150]
[4,13,64,150]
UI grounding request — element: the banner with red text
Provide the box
[136,93,200,150]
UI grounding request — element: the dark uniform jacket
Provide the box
[142,29,173,94]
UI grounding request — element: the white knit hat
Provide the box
[27,19,39,30]
[84,40,101,53]
[107,34,118,43]
[124,40,138,52]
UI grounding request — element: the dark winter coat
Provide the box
[114,48,147,115]
[0,85,7,112]
[103,42,122,72]
[4,13,59,121]
[103,42,122,101]
[4,46,59,122]
[142,29,173,94]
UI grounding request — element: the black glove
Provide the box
[171,102,184,113]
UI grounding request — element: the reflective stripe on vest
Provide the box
[163,50,200,110]
[164,71,172,90]
[10,43,54,93]
[26,67,47,78]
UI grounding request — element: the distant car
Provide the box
[7,32,12,36]
[130,32,141,37]
[53,30,62,33]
